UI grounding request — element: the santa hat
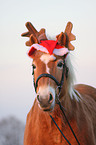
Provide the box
[28,40,69,56]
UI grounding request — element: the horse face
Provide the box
[32,51,66,111]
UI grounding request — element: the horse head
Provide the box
[21,22,76,112]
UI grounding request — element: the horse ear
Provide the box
[30,34,38,45]
[56,32,67,47]
[56,22,76,51]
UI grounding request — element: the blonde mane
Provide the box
[66,54,81,101]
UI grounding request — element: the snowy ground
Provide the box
[0,117,25,145]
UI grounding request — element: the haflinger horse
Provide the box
[21,22,96,145]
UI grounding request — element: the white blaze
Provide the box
[40,54,56,74]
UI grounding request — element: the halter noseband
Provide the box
[34,60,68,93]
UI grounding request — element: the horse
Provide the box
[21,22,96,145]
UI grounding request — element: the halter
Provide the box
[32,59,80,145]
[34,60,68,93]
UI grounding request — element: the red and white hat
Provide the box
[28,40,69,56]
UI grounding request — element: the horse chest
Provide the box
[29,117,77,145]
[34,115,63,144]
[24,102,93,145]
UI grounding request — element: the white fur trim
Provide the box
[29,44,69,56]
[30,44,49,54]
[53,47,69,56]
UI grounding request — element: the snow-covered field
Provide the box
[0,117,25,145]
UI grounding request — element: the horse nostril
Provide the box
[48,93,53,103]
[37,94,40,102]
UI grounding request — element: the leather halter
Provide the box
[34,60,68,93]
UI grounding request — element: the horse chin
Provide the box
[38,103,55,112]
[43,108,53,112]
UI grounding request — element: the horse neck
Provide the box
[60,94,74,117]
[59,86,81,120]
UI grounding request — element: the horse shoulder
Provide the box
[74,84,96,143]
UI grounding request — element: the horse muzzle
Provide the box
[36,86,55,111]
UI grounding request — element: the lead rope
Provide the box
[50,114,71,145]
[49,102,80,145]
[57,101,80,145]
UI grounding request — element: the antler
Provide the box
[21,22,47,46]
[56,22,76,50]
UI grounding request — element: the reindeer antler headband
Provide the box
[21,22,76,56]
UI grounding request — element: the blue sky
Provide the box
[0,0,96,122]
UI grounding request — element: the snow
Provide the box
[0,116,25,145]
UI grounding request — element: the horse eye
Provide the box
[57,61,63,68]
